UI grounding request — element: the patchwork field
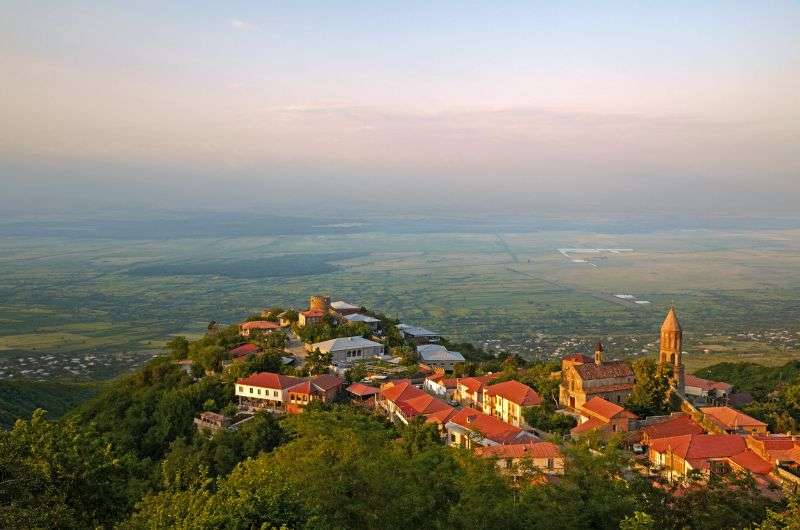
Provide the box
[1,222,799,379]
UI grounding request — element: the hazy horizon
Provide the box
[2,1,798,215]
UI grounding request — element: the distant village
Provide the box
[183,295,800,496]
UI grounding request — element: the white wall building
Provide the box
[417,344,465,371]
[311,336,385,364]
[344,313,381,332]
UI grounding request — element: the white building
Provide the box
[235,372,304,411]
[330,300,361,315]
[417,344,465,371]
[311,336,385,364]
[397,323,441,344]
[344,313,381,331]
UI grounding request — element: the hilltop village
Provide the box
[177,296,800,496]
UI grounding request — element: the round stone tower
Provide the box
[308,295,331,313]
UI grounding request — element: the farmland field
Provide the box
[1,214,799,379]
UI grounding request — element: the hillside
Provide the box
[0,379,99,428]
[0,354,796,529]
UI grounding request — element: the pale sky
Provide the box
[1,1,798,214]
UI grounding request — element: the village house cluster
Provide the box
[190,298,800,490]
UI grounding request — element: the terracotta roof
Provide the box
[237,372,303,389]
[701,407,767,430]
[574,361,633,381]
[475,441,562,459]
[310,374,344,391]
[448,407,532,445]
[426,373,458,388]
[458,373,500,394]
[570,416,606,435]
[380,380,426,403]
[729,449,774,475]
[240,320,281,331]
[346,382,379,397]
[684,374,733,393]
[230,343,261,357]
[301,309,326,318]
[400,394,452,416]
[425,407,458,425]
[661,307,682,332]
[562,353,592,364]
[749,435,799,451]
[641,414,705,441]
[580,396,637,421]
[649,434,771,474]
[485,380,542,406]
[287,380,312,394]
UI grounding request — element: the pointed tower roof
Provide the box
[661,307,682,332]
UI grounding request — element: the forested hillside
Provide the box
[1,354,799,529]
[0,379,99,428]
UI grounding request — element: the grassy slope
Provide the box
[0,379,101,428]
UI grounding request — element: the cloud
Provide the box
[230,19,254,30]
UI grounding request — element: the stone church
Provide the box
[559,308,686,410]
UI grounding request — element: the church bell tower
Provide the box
[594,341,604,365]
[659,307,685,392]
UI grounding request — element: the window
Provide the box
[257,388,261,395]
[238,386,243,392]
[249,387,253,394]
[273,390,279,398]
[547,458,554,470]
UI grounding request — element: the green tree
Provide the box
[0,409,140,529]
[626,358,672,417]
[620,512,655,530]
[346,362,368,384]
[165,336,190,360]
[665,470,778,529]
[305,348,333,375]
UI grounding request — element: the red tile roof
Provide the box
[301,309,325,318]
[701,407,767,430]
[425,407,458,425]
[237,372,303,389]
[401,394,452,416]
[230,343,261,357]
[240,320,281,331]
[346,382,379,397]
[641,414,705,441]
[380,380,426,403]
[458,373,500,394]
[729,449,774,475]
[580,396,637,422]
[575,361,633,381]
[310,374,344,392]
[649,434,771,475]
[475,441,562,459]
[448,407,531,444]
[287,380,312,394]
[562,353,592,364]
[426,373,458,388]
[685,374,733,393]
[570,416,606,435]
[485,380,542,406]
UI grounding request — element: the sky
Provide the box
[1,1,798,215]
